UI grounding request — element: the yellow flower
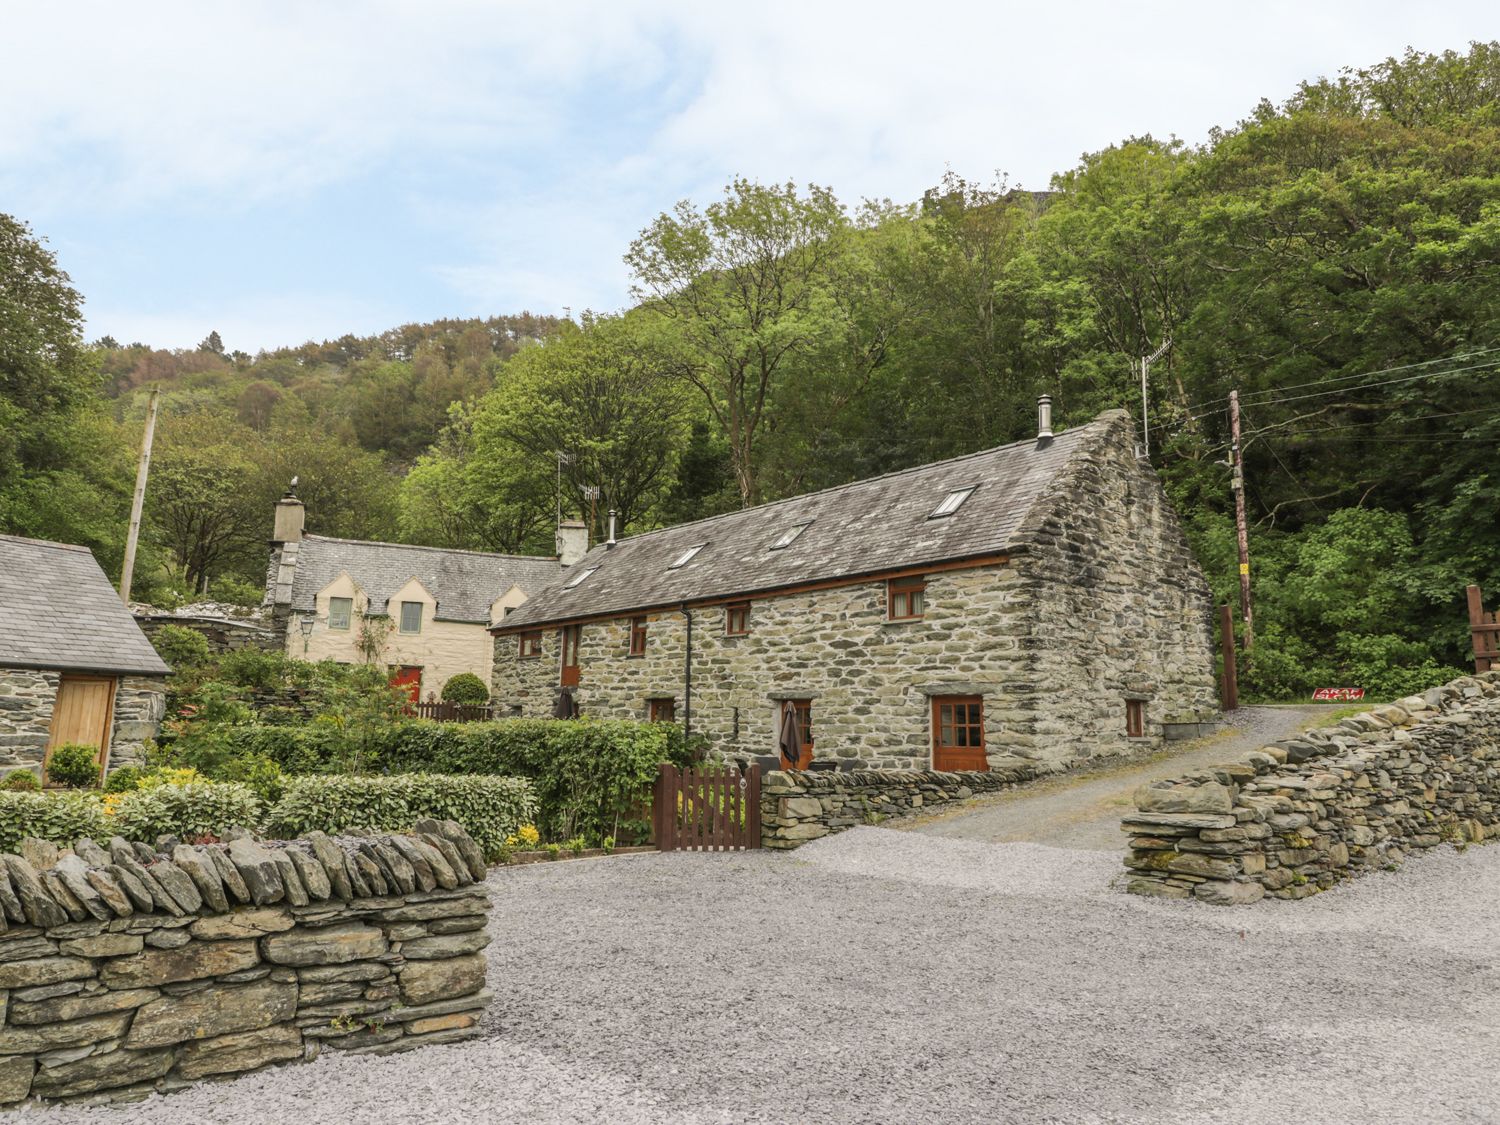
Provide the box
[518,824,540,847]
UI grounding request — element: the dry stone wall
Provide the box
[0,820,493,1105]
[1123,672,1500,905]
[761,766,1042,848]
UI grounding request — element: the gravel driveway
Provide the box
[16,823,1499,1125]
[905,705,1327,848]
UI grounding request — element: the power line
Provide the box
[1182,346,1500,413]
[1243,403,1500,438]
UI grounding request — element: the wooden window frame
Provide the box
[725,602,750,636]
[648,698,676,723]
[887,575,927,621]
[931,695,985,770]
[1126,698,1145,738]
[398,600,423,634]
[628,616,648,657]
[518,631,543,659]
[790,699,813,750]
[327,596,353,631]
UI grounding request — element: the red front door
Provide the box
[391,665,423,706]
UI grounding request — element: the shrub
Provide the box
[220,718,691,844]
[0,791,108,851]
[441,673,490,705]
[151,624,212,670]
[267,773,536,860]
[46,744,101,789]
[103,766,148,793]
[2,770,41,792]
[108,782,263,843]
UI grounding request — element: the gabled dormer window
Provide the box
[563,566,598,590]
[930,486,977,518]
[668,544,705,569]
[769,521,812,550]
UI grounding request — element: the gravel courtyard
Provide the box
[14,830,1500,1124]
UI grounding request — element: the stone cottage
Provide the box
[0,534,170,782]
[264,495,564,701]
[491,406,1219,772]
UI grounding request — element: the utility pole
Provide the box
[118,386,161,604]
[1229,390,1254,655]
[1137,338,1171,459]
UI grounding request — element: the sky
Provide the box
[2,1,1496,352]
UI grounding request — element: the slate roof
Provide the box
[498,412,1117,631]
[0,535,171,676]
[286,536,561,623]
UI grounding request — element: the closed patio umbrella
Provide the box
[778,701,803,769]
[552,688,577,720]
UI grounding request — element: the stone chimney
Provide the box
[273,493,305,544]
[556,519,589,567]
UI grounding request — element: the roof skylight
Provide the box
[562,566,598,589]
[668,544,706,569]
[769,521,813,550]
[929,486,977,518]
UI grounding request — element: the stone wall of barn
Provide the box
[107,677,166,772]
[491,413,1218,773]
[0,822,492,1105]
[1004,409,1220,770]
[0,669,58,779]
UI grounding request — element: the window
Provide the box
[628,616,647,657]
[887,576,927,620]
[1126,699,1145,738]
[930,486,977,518]
[932,696,986,771]
[563,566,598,589]
[790,699,813,747]
[668,544,705,569]
[725,602,750,636]
[518,632,543,659]
[769,521,812,550]
[327,597,353,631]
[649,698,676,723]
[398,601,423,634]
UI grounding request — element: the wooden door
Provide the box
[932,696,988,772]
[391,665,423,706]
[46,675,116,784]
[560,625,581,687]
[781,699,814,769]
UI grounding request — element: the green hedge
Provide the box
[0,792,109,852]
[109,782,263,844]
[266,774,535,859]
[230,718,694,842]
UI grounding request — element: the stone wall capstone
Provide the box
[1122,671,1500,905]
[0,820,493,1105]
[760,766,1042,848]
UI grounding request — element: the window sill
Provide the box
[882,617,925,626]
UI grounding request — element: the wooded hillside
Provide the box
[1,44,1496,698]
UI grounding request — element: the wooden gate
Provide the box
[1469,585,1498,672]
[653,763,761,851]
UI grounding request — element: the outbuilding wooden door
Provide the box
[560,625,581,687]
[45,675,116,784]
[932,695,988,772]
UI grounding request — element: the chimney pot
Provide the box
[606,509,618,548]
[1037,394,1054,441]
